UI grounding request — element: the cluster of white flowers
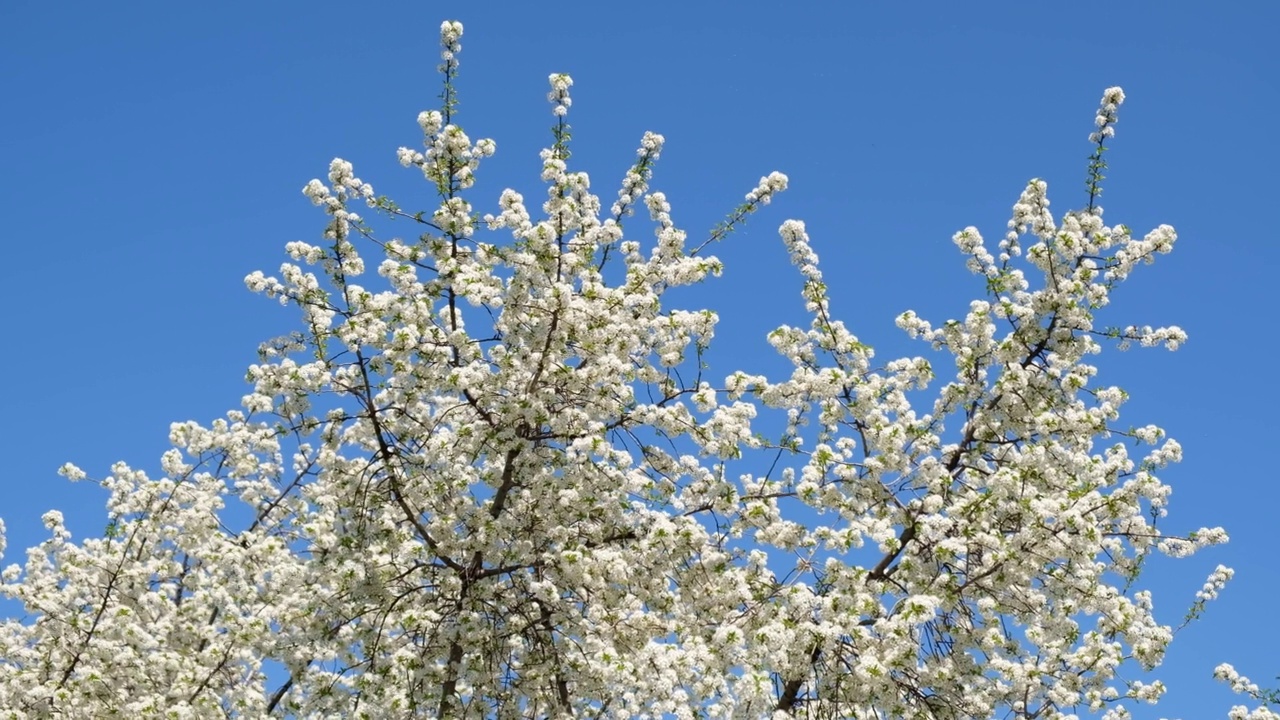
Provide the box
[1004,178,1052,256]
[1197,564,1236,602]
[1091,86,1125,143]
[1118,322,1188,351]
[612,131,664,219]
[744,171,789,205]
[548,72,573,117]
[397,120,495,190]
[1230,707,1280,720]
[439,20,462,72]
[1155,525,1229,558]
[0,23,1256,720]
[1214,665,1280,720]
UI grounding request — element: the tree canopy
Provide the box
[0,19,1272,720]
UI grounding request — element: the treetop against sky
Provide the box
[2,4,1277,719]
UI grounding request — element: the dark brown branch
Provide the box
[775,643,823,713]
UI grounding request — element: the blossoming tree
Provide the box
[0,20,1271,720]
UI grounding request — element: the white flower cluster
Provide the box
[745,171,788,205]
[612,131,664,218]
[1230,707,1280,720]
[439,20,463,71]
[1215,665,1280,720]
[1117,322,1188,351]
[1091,86,1125,143]
[1197,564,1235,602]
[397,120,496,190]
[548,72,573,117]
[1004,178,1052,256]
[1157,525,1229,557]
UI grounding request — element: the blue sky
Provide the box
[2,1,1276,716]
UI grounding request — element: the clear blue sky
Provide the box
[2,2,1276,716]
